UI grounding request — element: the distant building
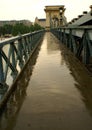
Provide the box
[0,20,32,26]
[35,17,46,28]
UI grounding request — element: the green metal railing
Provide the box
[0,30,44,97]
[51,27,92,66]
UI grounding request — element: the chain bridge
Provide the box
[0,5,92,130]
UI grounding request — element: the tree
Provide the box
[33,23,43,31]
[12,23,30,36]
[0,22,44,36]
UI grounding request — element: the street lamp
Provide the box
[59,7,67,27]
[59,7,63,26]
[90,5,92,16]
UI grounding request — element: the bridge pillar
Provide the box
[44,5,67,31]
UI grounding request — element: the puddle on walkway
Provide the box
[0,32,92,130]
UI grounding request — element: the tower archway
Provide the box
[44,5,67,31]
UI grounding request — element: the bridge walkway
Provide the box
[0,32,92,130]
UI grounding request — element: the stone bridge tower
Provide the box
[44,5,67,30]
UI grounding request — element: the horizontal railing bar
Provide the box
[53,27,92,40]
[57,26,92,30]
[0,30,44,48]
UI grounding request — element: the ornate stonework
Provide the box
[44,5,67,30]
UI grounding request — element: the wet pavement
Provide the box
[0,32,92,130]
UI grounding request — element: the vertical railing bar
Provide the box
[4,45,12,81]
[0,49,4,83]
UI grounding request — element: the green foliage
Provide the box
[0,23,44,36]
[12,23,30,36]
[0,24,13,35]
[0,26,5,35]
[33,23,44,31]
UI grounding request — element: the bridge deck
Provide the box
[0,32,92,130]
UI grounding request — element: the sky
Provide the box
[0,0,92,22]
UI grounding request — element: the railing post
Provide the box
[0,50,4,83]
[82,30,90,64]
[0,49,9,94]
[68,29,77,54]
[11,43,16,69]
[63,29,67,45]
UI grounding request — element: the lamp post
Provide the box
[90,5,92,16]
[59,6,67,27]
[59,7,63,27]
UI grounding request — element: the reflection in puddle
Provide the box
[0,40,42,130]
[60,43,92,117]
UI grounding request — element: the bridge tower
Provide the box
[44,5,67,31]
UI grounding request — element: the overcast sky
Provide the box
[0,0,92,22]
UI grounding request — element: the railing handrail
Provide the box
[53,26,92,30]
[0,30,44,48]
[51,26,92,66]
[0,29,45,97]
